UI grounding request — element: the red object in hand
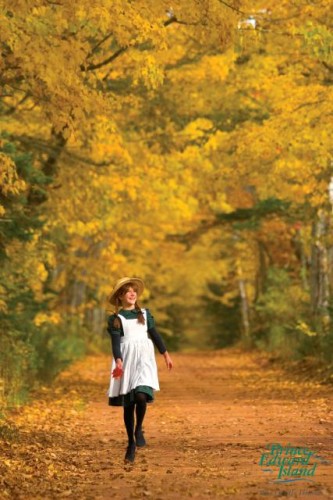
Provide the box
[112,366,123,378]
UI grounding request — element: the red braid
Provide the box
[113,297,122,329]
[135,302,145,325]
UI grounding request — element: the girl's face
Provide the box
[119,286,137,309]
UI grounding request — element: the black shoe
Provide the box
[135,428,146,447]
[125,442,136,463]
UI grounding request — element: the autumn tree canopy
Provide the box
[1,0,333,405]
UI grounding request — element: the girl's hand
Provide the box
[112,358,123,379]
[163,351,173,371]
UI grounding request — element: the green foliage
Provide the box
[253,268,309,358]
[319,330,333,363]
[203,287,242,349]
[0,316,88,408]
[0,138,45,249]
[216,198,291,231]
[0,139,89,408]
[255,273,333,364]
[301,22,333,64]
[31,318,87,382]
[160,304,188,352]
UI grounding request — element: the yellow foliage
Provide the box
[33,312,62,327]
[296,321,317,337]
[1,0,333,348]
[0,285,8,313]
[182,119,214,140]
[0,153,26,198]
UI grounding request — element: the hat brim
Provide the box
[108,277,145,306]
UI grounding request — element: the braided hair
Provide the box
[111,283,145,328]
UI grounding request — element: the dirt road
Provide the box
[1,348,333,499]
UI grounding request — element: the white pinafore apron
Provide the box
[107,309,160,398]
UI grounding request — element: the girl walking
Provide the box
[106,277,173,463]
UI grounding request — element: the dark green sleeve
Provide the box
[107,314,122,335]
[146,308,155,330]
[146,309,167,355]
[107,314,122,361]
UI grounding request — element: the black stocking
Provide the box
[135,391,147,431]
[123,403,135,444]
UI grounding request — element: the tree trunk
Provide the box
[237,261,250,343]
[254,239,269,302]
[310,210,330,334]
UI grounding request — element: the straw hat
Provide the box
[108,277,145,305]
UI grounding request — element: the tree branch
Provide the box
[166,199,291,250]
[2,92,31,116]
[217,0,246,16]
[323,61,333,72]
[81,15,201,73]
[293,98,326,112]
[81,47,127,71]
[42,127,68,177]
[86,32,114,58]
[167,220,219,249]
[8,134,114,167]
